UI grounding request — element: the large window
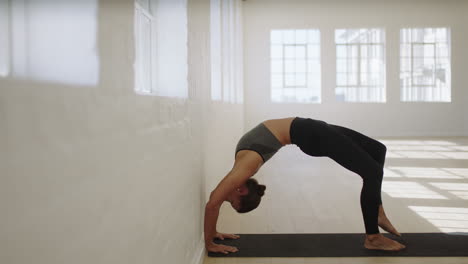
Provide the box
[134,0,188,97]
[270,29,321,103]
[134,0,154,94]
[400,28,451,102]
[0,0,99,85]
[335,28,386,103]
[0,0,10,77]
[210,0,243,103]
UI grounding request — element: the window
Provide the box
[0,0,10,77]
[210,0,243,103]
[335,28,386,103]
[134,0,188,97]
[400,28,451,102]
[0,0,99,85]
[270,29,321,103]
[134,1,154,94]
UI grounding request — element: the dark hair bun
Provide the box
[257,185,266,196]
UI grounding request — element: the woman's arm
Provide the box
[204,159,259,252]
[204,203,222,249]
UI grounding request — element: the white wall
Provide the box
[243,0,468,137]
[0,0,210,263]
[203,103,244,200]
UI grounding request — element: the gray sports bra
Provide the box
[235,123,284,162]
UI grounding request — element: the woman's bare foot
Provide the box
[378,205,401,236]
[365,234,406,251]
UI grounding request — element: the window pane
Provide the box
[349,45,358,58]
[284,60,295,73]
[296,73,306,86]
[307,44,320,59]
[337,46,347,58]
[436,44,449,57]
[135,7,152,93]
[284,46,295,59]
[337,73,347,86]
[308,30,320,43]
[335,29,347,43]
[335,28,385,102]
[271,45,283,59]
[401,44,411,57]
[348,72,358,85]
[401,28,451,102]
[271,30,282,44]
[361,71,368,85]
[0,0,9,77]
[271,59,283,73]
[295,59,306,73]
[284,30,295,44]
[349,58,358,73]
[271,74,283,88]
[295,30,307,44]
[337,59,347,73]
[308,60,320,73]
[270,29,321,103]
[424,44,435,57]
[295,45,306,59]
[285,74,295,86]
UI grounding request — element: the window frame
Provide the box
[134,1,156,95]
[335,28,386,103]
[400,27,451,102]
[282,44,308,89]
[270,29,322,104]
[0,0,11,77]
[410,42,436,87]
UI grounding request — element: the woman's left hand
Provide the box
[215,232,240,240]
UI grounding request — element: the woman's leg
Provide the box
[290,118,405,250]
[328,124,387,167]
[328,124,387,206]
[327,124,401,236]
[291,118,383,234]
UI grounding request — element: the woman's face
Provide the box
[229,186,248,211]
[229,197,242,211]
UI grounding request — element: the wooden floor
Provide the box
[203,137,468,264]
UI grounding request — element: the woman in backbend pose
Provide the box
[204,117,406,254]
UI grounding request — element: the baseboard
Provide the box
[191,236,206,264]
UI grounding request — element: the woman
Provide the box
[204,117,406,254]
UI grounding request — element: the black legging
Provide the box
[290,117,386,234]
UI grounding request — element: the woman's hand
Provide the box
[215,232,240,240]
[206,242,239,254]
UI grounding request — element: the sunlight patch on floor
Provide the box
[382,181,447,199]
[408,206,468,233]
[385,167,462,179]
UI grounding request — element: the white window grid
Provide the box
[282,44,308,88]
[335,28,386,103]
[400,28,451,102]
[411,43,436,86]
[270,29,321,103]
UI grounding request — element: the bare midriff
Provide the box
[262,117,296,146]
[234,117,296,170]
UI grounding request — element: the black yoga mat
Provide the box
[208,233,468,257]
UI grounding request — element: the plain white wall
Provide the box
[203,103,244,201]
[243,0,468,137]
[0,0,209,263]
